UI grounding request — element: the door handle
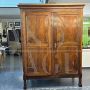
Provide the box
[54,42,57,48]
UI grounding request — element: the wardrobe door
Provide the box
[53,11,82,75]
[25,11,52,76]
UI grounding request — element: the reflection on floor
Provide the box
[0,54,90,90]
[0,54,22,71]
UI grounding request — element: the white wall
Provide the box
[82,49,90,67]
[83,3,90,16]
[0,8,20,16]
[0,23,3,33]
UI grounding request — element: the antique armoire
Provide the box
[18,4,84,89]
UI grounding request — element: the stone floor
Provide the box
[0,54,90,90]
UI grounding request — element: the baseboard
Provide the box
[82,67,90,69]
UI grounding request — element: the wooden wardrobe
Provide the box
[18,4,84,89]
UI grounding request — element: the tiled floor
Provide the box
[0,54,90,90]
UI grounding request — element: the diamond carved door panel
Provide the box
[27,47,51,76]
[26,12,51,46]
[25,11,52,76]
[53,13,81,74]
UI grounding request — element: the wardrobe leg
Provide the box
[78,75,82,87]
[72,78,74,85]
[24,78,27,90]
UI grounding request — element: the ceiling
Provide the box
[49,0,90,3]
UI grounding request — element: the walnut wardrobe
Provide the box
[18,4,84,89]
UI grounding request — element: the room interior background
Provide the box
[0,1,90,89]
[0,0,90,67]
